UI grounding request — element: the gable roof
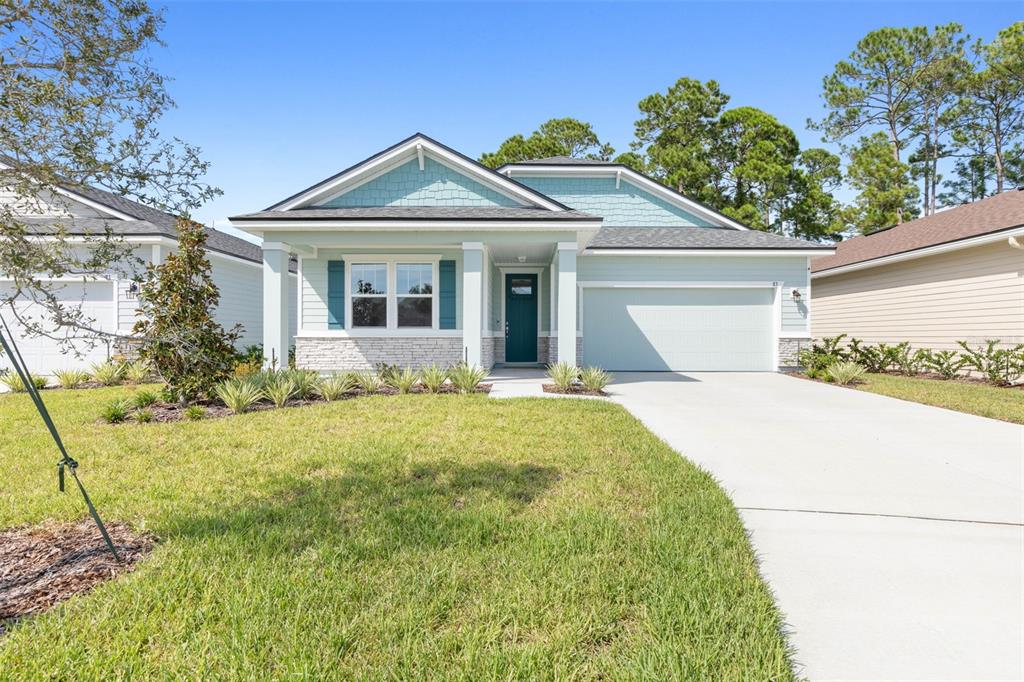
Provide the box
[811,189,1024,274]
[231,206,597,222]
[265,133,571,212]
[517,156,618,166]
[589,226,834,251]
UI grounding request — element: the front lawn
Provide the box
[0,387,793,679]
[854,373,1024,424]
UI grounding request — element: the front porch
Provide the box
[259,233,585,371]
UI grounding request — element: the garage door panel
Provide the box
[582,288,773,371]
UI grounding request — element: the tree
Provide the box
[479,118,613,168]
[0,0,218,344]
[987,22,1024,88]
[845,133,920,233]
[782,148,847,241]
[133,219,240,402]
[814,24,967,222]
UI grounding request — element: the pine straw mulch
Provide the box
[0,519,155,635]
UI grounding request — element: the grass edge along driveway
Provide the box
[0,387,795,680]
[853,372,1024,424]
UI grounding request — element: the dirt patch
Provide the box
[0,519,155,634]
[542,384,608,397]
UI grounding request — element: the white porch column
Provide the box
[262,242,291,369]
[555,242,577,365]
[462,242,484,367]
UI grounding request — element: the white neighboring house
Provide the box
[0,181,297,376]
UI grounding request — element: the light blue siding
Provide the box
[514,175,713,227]
[320,158,520,208]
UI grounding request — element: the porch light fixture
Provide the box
[791,289,802,301]
[516,256,526,263]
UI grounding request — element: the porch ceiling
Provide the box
[487,242,555,264]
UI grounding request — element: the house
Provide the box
[229,133,834,372]
[811,189,1024,350]
[0,180,297,375]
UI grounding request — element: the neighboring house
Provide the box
[229,133,833,372]
[811,189,1024,350]
[0,180,297,375]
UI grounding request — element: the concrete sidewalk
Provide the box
[608,372,1024,681]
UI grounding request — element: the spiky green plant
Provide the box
[91,361,124,386]
[449,363,487,394]
[215,379,264,414]
[123,361,152,384]
[579,366,612,393]
[824,361,867,385]
[288,369,320,400]
[547,362,579,391]
[132,389,159,409]
[264,378,297,408]
[418,364,449,394]
[392,368,419,394]
[316,373,354,401]
[100,399,131,423]
[54,369,91,389]
[183,405,206,421]
[134,408,154,423]
[354,371,384,395]
[1,373,47,392]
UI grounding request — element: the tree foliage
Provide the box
[132,220,240,402]
[845,133,920,233]
[479,118,614,168]
[0,0,218,342]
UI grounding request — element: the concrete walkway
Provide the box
[608,372,1024,681]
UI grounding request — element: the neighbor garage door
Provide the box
[581,287,774,371]
[0,281,115,375]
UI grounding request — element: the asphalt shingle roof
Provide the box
[811,189,1024,273]
[513,156,619,166]
[587,227,834,250]
[230,206,599,221]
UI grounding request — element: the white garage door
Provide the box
[0,282,115,375]
[582,287,774,371]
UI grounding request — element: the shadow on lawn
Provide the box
[164,458,562,558]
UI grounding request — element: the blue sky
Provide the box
[151,1,1021,237]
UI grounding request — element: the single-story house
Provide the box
[229,133,834,372]
[0,179,296,375]
[811,189,1024,350]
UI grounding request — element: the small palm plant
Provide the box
[54,369,91,389]
[316,372,354,401]
[264,377,297,408]
[824,360,866,385]
[579,366,612,393]
[547,362,579,391]
[123,361,152,384]
[354,371,384,395]
[419,364,449,394]
[392,368,420,394]
[449,363,487,394]
[91,361,124,386]
[215,379,264,414]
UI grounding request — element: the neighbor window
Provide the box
[396,263,433,327]
[351,263,387,327]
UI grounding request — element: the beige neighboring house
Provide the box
[811,188,1024,350]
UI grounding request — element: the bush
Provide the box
[132,389,159,409]
[264,377,297,408]
[957,340,1024,386]
[375,363,401,385]
[449,363,487,393]
[288,369,320,400]
[890,343,925,376]
[354,371,384,394]
[183,405,206,421]
[918,349,967,379]
[823,361,866,385]
[316,372,353,401]
[419,365,449,394]
[1,372,47,392]
[54,369,91,389]
[547,362,579,391]
[134,408,154,423]
[215,379,264,414]
[123,361,152,384]
[100,399,130,423]
[91,361,124,386]
[232,359,262,379]
[391,368,419,394]
[579,366,612,393]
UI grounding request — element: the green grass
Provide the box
[0,387,793,680]
[855,373,1024,424]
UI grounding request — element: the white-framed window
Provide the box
[345,255,440,331]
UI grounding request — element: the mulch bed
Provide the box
[0,519,155,635]
[542,384,608,397]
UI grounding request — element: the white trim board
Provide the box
[578,280,780,289]
[584,249,834,257]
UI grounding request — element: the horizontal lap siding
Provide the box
[578,255,810,333]
[210,257,266,347]
[811,242,1024,349]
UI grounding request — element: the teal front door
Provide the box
[505,274,538,363]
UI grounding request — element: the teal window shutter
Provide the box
[439,260,456,329]
[327,260,345,329]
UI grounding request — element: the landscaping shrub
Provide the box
[354,371,384,394]
[375,363,401,385]
[54,369,91,389]
[91,361,124,386]
[823,360,866,385]
[123,361,152,384]
[133,408,154,423]
[215,379,264,414]
[264,377,297,408]
[1,372,47,392]
[957,340,1024,386]
[316,373,354,401]
[288,369,320,400]
[132,389,159,409]
[918,349,967,379]
[391,368,419,394]
[183,405,206,421]
[419,364,449,393]
[547,362,579,391]
[579,366,612,393]
[100,399,130,424]
[449,363,487,393]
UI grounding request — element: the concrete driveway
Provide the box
[609,372,1024,681]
